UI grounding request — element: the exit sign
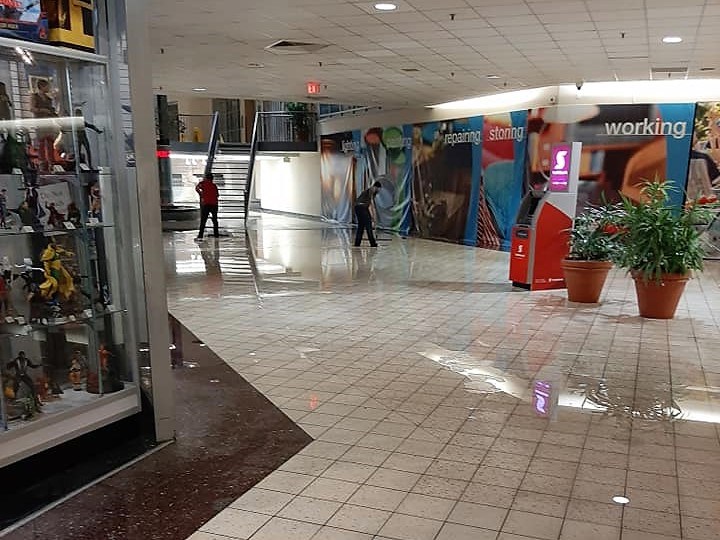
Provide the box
[307,81,322,95]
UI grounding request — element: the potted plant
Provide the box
[614,179,715,319]
[561,204,621,303]
[286,102,310,142]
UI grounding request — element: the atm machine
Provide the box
[509,142,581,290]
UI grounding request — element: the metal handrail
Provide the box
[204,111,220,177]
[244,111,260,220]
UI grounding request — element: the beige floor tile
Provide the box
[502,510,563,540]
[366,468,421,491]
[276,496,342,525]
[321,461,377,483]
[326,504,391,535]
[396,493,456,521]
[559,520,620,540]
[250,517,321,540]
[435,522,497,540]
[255,471,316,495]
[511,491,568,519]
[200,509,270,539]
[448,501,508,530]
[301,477,361,503]
[378,514,443,540]
[347,485,406,512]
[229,489,295,515]
[310,526,373,540]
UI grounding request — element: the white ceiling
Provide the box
[149,0,720,107]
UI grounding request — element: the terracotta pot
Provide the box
[561,259,613,303]
[631,271,689,319]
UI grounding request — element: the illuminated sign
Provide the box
[307,81,322,95]
[549,143,571,192]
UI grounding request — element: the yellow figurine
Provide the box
[40,242,75,301]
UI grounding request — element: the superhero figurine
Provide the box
[68,350,85,390]
[6,351,42,411]
[19,259,60,324]
[45,202,65,229]
[40,241,75,301]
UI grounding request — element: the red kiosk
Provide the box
[509,142,582,290]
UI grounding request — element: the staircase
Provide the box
[204,109,319,228]
[211,142,251,222]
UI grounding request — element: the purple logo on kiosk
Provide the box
[549,144,571,192]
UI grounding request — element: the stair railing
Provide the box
[204,111,221,177]
[244,111,261,219]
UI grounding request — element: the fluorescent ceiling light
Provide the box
[192,87,207,92]
[662,36,682,44]
[374,3,398,11]
[430,87,552,112]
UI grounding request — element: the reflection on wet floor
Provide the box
[166,213,720,540]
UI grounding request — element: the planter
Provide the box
[561,259,613,303]
[631,271,689,319]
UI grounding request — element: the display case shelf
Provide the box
[0,10,143,465]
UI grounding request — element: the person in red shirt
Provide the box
[195,173,219,239]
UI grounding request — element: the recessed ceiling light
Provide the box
[374,3,398,11]
[662,36,683,44]
[487,75,501,79]
[612,496,630,505]
[192,87,207,92]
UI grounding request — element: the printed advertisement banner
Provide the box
[413,117,483,245]
[321,131,358,223]
[321,102,697,252]
[479,110,528,250]
[527,103,695,211]
[356,125,413,235]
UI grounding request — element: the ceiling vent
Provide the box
[265,40,328,55]
[650,66,688,78]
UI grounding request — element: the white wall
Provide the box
[256,153,322,216]
[166,93,214,141]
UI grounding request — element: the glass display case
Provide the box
[0,37,142,460]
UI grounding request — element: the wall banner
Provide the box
[356,125,413,235]
[412,117,483,245]
[526,103,695,212]
[320,131,359,223]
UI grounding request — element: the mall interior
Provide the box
[1,1,720,539]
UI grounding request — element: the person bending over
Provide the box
[354,181,382,247]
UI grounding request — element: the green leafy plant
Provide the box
[613,178,714,281]
[567,204,623,261]
[286,102,311,140]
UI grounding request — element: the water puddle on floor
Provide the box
[418,344,720,425]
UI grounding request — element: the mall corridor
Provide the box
[165,214,720,540]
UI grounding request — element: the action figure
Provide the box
[68,350,85,390]
[45,202,65,229]
[6,351,42,409]
[0,188,7,228]
[89,183,101,219]
[30,79,59,172]
[98,343,110,371]
[0,82,12,122]
[66,202,81,227]
[73,107,103,169]
[40,241,75,301]
[0,259,14,318]
[25,185,44,225]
